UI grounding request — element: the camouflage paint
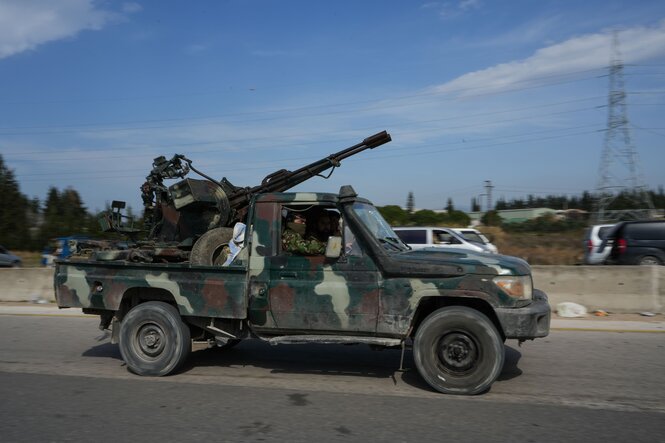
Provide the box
[56,190,549,341]
[55,262,247,319]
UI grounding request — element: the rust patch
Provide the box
[201,278,229,312]
[270,282,296,313]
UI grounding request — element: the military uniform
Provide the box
[282,228,326,255]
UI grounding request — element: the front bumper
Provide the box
[495,289,550,339]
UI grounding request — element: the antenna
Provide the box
[594,31,654,223]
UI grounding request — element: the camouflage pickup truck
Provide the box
[55,185,550,395]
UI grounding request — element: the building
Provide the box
[468,208,556,224]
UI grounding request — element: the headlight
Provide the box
[493,275,533,300]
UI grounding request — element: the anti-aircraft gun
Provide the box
[103,130,391,265]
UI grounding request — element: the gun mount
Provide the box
[101,131,391,262]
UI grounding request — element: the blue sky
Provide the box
[1,0,664,213]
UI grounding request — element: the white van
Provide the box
[393,227,497,254]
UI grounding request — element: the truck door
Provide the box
[266,204,380,333]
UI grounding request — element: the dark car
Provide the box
[0,245,22,267]
[601,220,665,265]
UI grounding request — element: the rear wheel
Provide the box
[639,256,661,266]
[119,301,191,376]
[413,306,504,395]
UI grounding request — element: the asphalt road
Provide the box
[1,314,664,442]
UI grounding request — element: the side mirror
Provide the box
[325,236,342,259]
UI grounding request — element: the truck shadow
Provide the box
[187,340,405,379]
[498,345,523,381]
[184,340,524,388]
[80,339,523,391]
[82,342,122,360]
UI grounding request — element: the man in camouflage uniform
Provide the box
[282,212,327,255]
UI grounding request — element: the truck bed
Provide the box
[54,261,248,319]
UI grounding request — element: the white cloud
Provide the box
[0,0,138,60]
[459,0,481,12]
[422,0,482,19]
[122,2,143,14]
[435,20,665,97]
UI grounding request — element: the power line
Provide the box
[15,127,603,183]
[3,96,604,159]
[0,71,607,135]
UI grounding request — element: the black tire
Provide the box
[413,306,504,395]
[638,255,661,266]
[119,301,191,376]
[190,227,233,266]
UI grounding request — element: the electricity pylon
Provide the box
[594,31,654,223]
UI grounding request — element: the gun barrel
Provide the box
[227,131,391,209]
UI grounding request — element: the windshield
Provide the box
[352,202,409,252]
[458,231,488,245]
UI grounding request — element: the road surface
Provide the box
[0,310,664,442]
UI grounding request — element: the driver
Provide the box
[282,212,326,255]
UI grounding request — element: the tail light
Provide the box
[617,238,627,254]
[587,239,593,252]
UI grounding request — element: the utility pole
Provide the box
[594,31,654,223]
[484,180,494,212]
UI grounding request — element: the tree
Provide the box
[445,198,454,212]
[471,197,481,212]
[406,191,415,213]
[0,155,31,249]
[412,209,440,225]
[38,187,93,245]
[442,210,471,227]
[481,210,503,227]
[378,205,410,226]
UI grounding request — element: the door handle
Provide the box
[279,272,297,279]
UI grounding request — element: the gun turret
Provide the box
[137,131,391,244]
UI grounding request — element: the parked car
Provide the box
[393,227,496,254]
[451,228,499,254]
[0,245,22,267]
[583,223,615,264]
[600,220,665,265]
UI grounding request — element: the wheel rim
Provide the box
[437,331,479,374]
[135,322,167,359]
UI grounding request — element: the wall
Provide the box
[532,265,664,313]
[1,266,664,313]
[0,268,54,303]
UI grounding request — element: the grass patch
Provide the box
[481,227,585,265]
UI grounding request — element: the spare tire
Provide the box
[190,227,233,266]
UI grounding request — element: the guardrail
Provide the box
[1,266,663,313]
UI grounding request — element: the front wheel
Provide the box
[413,306,504,395]
[119,301,191,376]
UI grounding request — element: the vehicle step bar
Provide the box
[266,335,402,347]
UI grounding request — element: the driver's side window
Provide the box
[280,204,340,256]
